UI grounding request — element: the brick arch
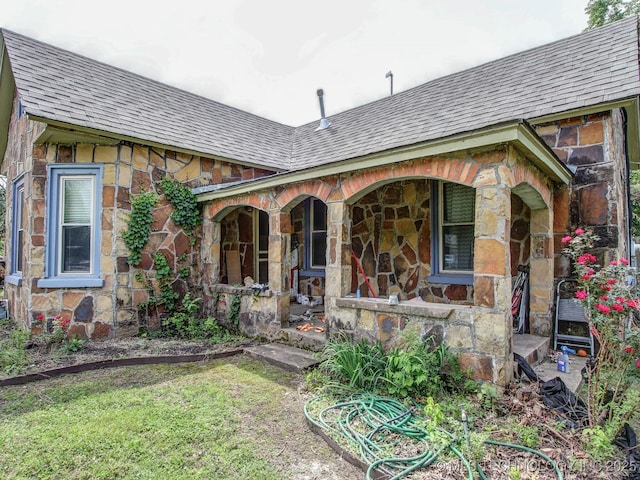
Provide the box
[341,157,479,202]
[206,193,271,221]
[512,164,552,209]
[275,180,333,211]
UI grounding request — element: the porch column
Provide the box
[201,216,222,283]
[529,208,554,335]
[472,183,513,386]
[269,211,291,326]
[325,200,351,298]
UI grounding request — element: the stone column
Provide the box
[269,211,291,326]
[473,183,513,386]
[529,208,554,335]
[325,201,351,298]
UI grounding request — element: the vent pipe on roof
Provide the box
[385,71,393,96]
[315,89,331,131]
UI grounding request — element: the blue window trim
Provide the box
[37,164,104,289]
[7,175,25,286]
[300,198,326,278]
[427,180,474,286]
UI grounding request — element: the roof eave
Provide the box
[195,120,570,202]
[0,36,16,165]
[29,116,287,173]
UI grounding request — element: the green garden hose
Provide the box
[304,394,563,480]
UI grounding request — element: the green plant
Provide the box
[513,424,540,449]
[227,293,242,330]
[477,383,499,412]
[0,325,30,375]
[153,252,178,313]
[508,466,522,480]
[48,315,70,344]
[582,425,616,460]
[320,334,387,392]
[159,177,201,241]
[562,229,640,436]
[60,337,85,354]
[122,191,157,266]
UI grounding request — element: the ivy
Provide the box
[123,191,157,266]
[227,294,241,330]
[159,177,201,240]
[154,252,178,313]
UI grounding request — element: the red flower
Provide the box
[621,258,630,265]
[636,360,640,369]
[575,290,588,300]
[575,228,585,235]
[581,274,593,280]
[612,303,625,312]
[610,260,619,266]
[577,253,597,265]
[607,279,617,285]
[36,314,44,321]
[599,295,609,301]
[595,303,611,314]
[624,347,633,354]
[561,236,573,244]
[627,299,639,308]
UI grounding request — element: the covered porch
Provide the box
[196,122,571,385]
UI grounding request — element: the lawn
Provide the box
[0,355,361,480]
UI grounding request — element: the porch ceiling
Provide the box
[195,120,572,203]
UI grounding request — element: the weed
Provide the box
[0,324,30,375]
[60,337,86,354]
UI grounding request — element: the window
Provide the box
[37,165,104,288]
[6,176,25,285]
[302,198,327,275]
[254,209,269,284]
[429,181,475,285]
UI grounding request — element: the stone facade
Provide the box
[1,94,275,339]
[202,144,556,385]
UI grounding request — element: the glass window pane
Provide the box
[311,232,326,267]
[443,183,474,223]
[443,225,474,270]
[63,178,92,223]
[312,200,327,231]
[62,225,91,272]
[258,211,269,250]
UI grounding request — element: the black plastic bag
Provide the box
[539,376,588,427]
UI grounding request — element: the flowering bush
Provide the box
[50,314,70,344]
[562,229,640,438]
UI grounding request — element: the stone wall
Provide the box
[2,89,276,338]
[535,111,629,277]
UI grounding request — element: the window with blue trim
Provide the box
[37,165,104,288]
[429,180,475,285]
[301,198,327,276]
[6,176,25,285]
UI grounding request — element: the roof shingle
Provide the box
[2,17,639,172]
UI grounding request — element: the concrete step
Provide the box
[280,325,327,352]
[533,355,587,392]
[244,343,321,373]
[513,333,549,367]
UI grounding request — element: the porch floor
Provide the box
[280,303,327,352]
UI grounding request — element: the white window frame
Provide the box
[301,198,327,276]
[253,209,269,284]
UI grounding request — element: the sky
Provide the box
[1,0,589,127]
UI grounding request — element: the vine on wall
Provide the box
[159,177,201,241]
[123,191,157,266]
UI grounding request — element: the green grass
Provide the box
[0,357,299,480]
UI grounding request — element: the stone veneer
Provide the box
[1,93,275,339]
[203,144,556,385]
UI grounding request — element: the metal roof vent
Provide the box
[315,88,331,131]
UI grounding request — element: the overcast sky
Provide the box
[2,0,589,126]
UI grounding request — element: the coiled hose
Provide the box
[303,393,563,480]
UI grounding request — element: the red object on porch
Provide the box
[351,250,377,298]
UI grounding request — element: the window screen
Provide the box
[441,183,475,271]
[60,177,93,273]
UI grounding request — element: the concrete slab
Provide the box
[533,354,587,393]
[244,343,321,373]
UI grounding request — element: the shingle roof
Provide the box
[0,29,294,171]
[289,16,640,170]
[2,17,640,172]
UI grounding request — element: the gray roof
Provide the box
[0,29,294,171]
[2,17,640,172]
[290,16,640,170]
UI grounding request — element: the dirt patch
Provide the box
[1,335,254,380]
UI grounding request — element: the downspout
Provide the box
[622,107,637,281]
